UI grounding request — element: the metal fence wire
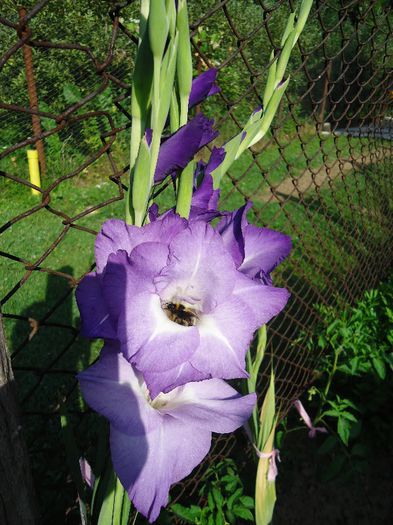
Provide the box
[0,0,392,522]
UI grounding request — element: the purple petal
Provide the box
[189,69,220,108]
[166,379,256,433]
[191,297,255,379]
[205,146,225,175]
[191,173,220,212]
[101,243,169,321]
[154,113,218,184]
[239,225,292,278]
[111,419,211,523]
[95,215,186,273]
[155,221,236,312]
[143,361,207,399]
[77,347,161,435]
[76,272,116,339]
[79,457,95,489]
[215,202,252,267]
[233,272,290,327]
[118,291,199,368]
[293,400,328,438]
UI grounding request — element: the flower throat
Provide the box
[163,302,199,327]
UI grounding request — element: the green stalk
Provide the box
[176,161,195,218]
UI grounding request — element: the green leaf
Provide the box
[171,503,201,523]
[63,82,82,104]
[227,487,243,511]
[207,491,215,511]
[337,417,351,446]
[372,357,386,379]
[239,496,254,509]
[215,510,225,525]
[340,411,357,422]
[212,487,224,509]
[233,506,254,521]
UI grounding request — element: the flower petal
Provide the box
[143,361,208,398]
[191,297,255,379]
[118,291,199,369]
[233,272,290,326]
[165,379,256,433]
[111,418,211,523]
[101,242,169,322]
[155,221,236,312]
[191,173,220,212]
[189,68,220,108]
[154,114,218,184]
[77,346,160,435]
[76,272,116,339]
[205,146,225,175]
[239,225,292,278]
[95,215,186,273]
[215,202,252,267]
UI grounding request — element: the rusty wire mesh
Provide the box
[1,0,392,522]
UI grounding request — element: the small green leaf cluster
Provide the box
[171,458,254,524]
[314,280,393,381]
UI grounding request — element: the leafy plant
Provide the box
[170,458,254,524]
[296,275,393,480]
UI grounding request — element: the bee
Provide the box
[163,302,198,327]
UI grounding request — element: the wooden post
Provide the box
[0,313,38,524]
[19,7,46,176]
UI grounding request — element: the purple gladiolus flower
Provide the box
[78,345,256,522]
[189,69,220,108]
[154,113,218,184]
[76,213,290,396]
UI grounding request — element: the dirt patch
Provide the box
[258,155,371,203]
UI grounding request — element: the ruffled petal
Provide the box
[76,272,116,339]
[77,347,160,435]
[111,418,211,523]
[189,68,220,108]
[165,379,256,433]
[155,221,236,312]
[95,219,144,274]
[118,291,199,369]
[239,224,292,278]
[95,215,186,273]
[232,272,290,326]
[191,297,254,379]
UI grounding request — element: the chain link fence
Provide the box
[1,0,392,522]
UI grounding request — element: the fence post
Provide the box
[318,60,332,131]
[0,313,39,525]
[19,6,47,176]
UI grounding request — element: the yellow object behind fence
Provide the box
[27,149,41,195]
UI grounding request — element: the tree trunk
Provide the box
[0,312,38,524]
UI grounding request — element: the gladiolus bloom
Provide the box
[78,345,256,522]
[76,213,289,397]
